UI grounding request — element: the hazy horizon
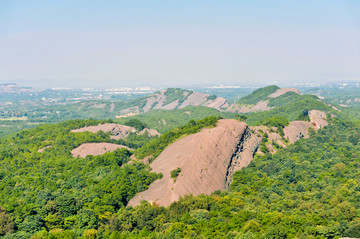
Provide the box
[1,1,359,88]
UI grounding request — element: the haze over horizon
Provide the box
[1,1,359,88]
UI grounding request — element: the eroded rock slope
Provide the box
[128,119,259,207]
[128,110,329,206]
[71,123,160,140]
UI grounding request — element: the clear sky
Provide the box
[0,1,359,88]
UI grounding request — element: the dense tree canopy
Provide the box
[0,119,162,238]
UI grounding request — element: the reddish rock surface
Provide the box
[252,110,328,153]
[284,121,314,144]
[128,119,259,207]
[269,88,300,98]
[71,142,130,158]
[309,110,328,129]
[128,111,329,207]
[237,100,272,113]
[71,123,160,140]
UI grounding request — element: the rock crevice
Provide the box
[224,126,259,189]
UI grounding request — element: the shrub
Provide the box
[171,168,181,182]
[124,119,147,131]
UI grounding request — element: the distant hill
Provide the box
[54,86,334,121]
[231,85,338,125]
[233,85,303,113]
[46,88,230,120]
[115,106,236,133]
[0,85,341,138]
[116,88,230,116]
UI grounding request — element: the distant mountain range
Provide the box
[69,85,334,118]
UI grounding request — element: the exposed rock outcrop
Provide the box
[71,123,160,140]
[309,110,328,129]
[128,119,260,207]
[128,111,329,206]
[283,110,328,143]
[284,121,314,144]
[238,100,272,113]
[269,88,301,98]
[178,92,211,108]
[117,89,230,116]
[251,110,329,153]
[71,142,130,158]
[224,128,260,188]
[138,128,161,137]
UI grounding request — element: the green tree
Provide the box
[77,209,99,230]
[0,206,14,236]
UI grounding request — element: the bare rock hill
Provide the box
[117,88,230,116]
[234,86,302,113]
[128,119,260,207]
[128,111,329,206]
[71,86,336,120]
[118,87,303,115]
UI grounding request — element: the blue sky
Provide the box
[0,1,359,88]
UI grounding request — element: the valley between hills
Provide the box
[0,85,359,238]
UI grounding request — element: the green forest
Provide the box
[0,116,359,238]
[0,117,220,238]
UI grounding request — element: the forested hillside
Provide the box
[233,85,338,125]
[115,106,236,133]
[243,93,334,126]
[1,119,357,238]
[0,117,219,238]
[0,88,229,138]
[113,120,356,239]
[0,85,340,138]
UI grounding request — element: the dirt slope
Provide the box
[128,119,259,207]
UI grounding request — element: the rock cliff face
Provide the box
[224,128,259,189]
[128,119,260,207]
